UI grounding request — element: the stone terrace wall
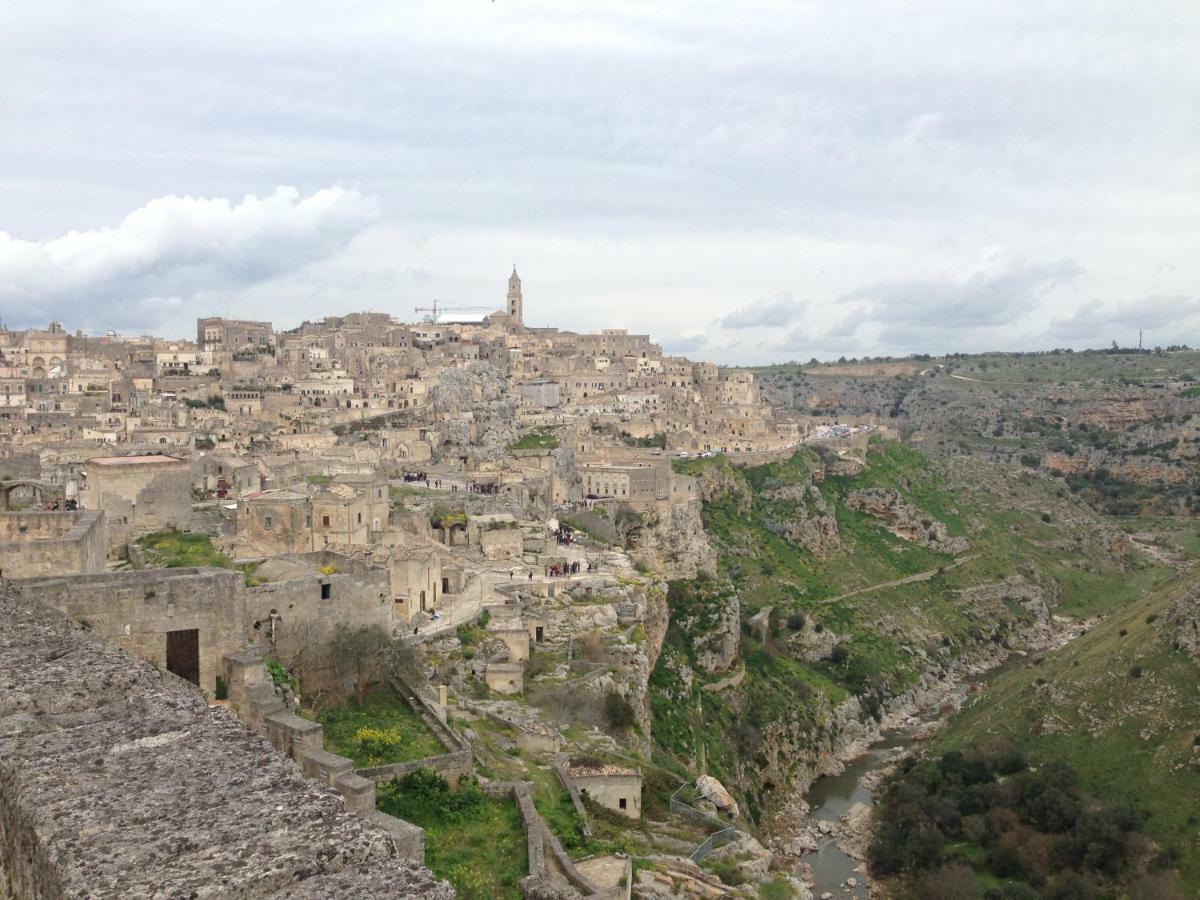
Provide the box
[0,582,453,899]
[0,510,106,578]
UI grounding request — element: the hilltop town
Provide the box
[4,274,1199,900]
[0,270,877,899]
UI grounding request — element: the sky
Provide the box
[1,1,1198,364]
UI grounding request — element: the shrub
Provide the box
[1129,665,1143,678]
[604,690,637,731]
[786,612,806,631]
[356,726,403,761]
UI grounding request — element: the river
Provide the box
[799,650,1037,898]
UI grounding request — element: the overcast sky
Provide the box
[1,1,1197,364]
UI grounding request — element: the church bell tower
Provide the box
[506,266,523,325]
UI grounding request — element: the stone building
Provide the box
[82,454,193,547]
[17,551,395,698]
[567,762,643,820]
[0,510,106,579]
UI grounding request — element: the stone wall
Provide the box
[0,582,452,898]
[18,567,245,699]
[0,509,106,578]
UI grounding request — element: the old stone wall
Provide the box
[0,582,452,898]
[18,567,245,698]
[0,509,106,578]
[245,566,393,644]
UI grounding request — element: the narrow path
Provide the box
[820,554,978,605]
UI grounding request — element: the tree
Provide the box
[329,624,393,704]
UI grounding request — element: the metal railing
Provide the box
[690,826,740,862]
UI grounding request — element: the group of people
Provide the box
[401,470,431,484]
[467,481,499,495]
[546,561,584,577]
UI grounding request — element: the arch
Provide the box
[0,479,63,511]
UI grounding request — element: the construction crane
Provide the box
[413,300,497,323]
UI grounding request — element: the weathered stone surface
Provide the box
[846,487,969,554]
[0,582,451,899]
[695,774,740,818]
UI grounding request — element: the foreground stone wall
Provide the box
[0,582,453,899]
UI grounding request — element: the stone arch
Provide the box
[0,479,63,511]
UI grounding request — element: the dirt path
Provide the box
[820,554,978,605]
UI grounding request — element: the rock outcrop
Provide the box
[764,483,841,556]
[1163,583,1200,659]
[846,487,969,554]
[631,500,718,580]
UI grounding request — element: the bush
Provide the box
[786,612,806,631]
[356,726,403,761]
[604,690,637,731]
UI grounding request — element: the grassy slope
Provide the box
[653,441,1173,819]
[936,576,1200,892]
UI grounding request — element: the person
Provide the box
[413,626,419,635]
[528,571,533,581]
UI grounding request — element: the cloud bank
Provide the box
[0,187,378,333]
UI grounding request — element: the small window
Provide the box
[264,516,273,529]
[619,798,627,810]
[357,512,362,524]
[322,515,330,527]
[320,582,332,600]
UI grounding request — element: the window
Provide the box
[619,798,628,810]
[322,515,330,527]
[357,512,362,525]
[264,516,273,529]
[320,582,332,600]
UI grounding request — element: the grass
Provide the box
[137,529,265,586]
[508,426,561,451]
[936,576,1200,893]
[306,684,445,767]
[377,777,528,899]
[138,529,232,568]
[528,766,590,854]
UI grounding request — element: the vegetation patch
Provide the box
[508,427,561,451]
[871,745,1182,899]
[377,769,528,899]
[307,684,444,767]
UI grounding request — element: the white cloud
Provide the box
[0,186,378,332]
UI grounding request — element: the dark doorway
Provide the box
[166,629,200,686]
[535,626,544,642]
[442,577,450,594]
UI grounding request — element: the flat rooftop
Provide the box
[88,455,186,466]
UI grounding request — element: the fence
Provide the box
[670,782,747,864]
[690,827,741,863]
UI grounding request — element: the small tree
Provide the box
[329,624,392,704]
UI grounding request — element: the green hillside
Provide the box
[935,576,1200,893]
[651,440,1174,819]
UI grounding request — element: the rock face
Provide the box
[674,582,740,675]
[631,500,718,580]
[765,484,842,557]
[846,487,969,554]
[0,582,452,899]
[1163,584,1200,659]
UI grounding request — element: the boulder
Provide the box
[696,774,740,817]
